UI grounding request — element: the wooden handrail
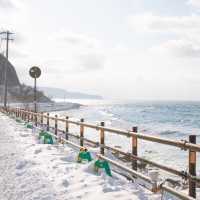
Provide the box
[161,185,196,200]
[97,154,153,184]
[104,145,188,179]
[19,109,200,152]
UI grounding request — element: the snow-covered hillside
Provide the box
[0,113,160,200]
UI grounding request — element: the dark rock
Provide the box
[0,54,20,86]
[0,54,51,103]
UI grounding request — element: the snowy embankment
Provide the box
[0,113,160,200]
[7,102,81,112]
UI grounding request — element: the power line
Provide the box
[0,31,14,108]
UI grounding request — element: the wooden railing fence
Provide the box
[1,106,200,200]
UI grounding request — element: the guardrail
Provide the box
[1,107,199,199]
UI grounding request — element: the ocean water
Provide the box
[56,99,200,174]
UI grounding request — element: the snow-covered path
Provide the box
[0,113,57,200]
[0,113,159,200]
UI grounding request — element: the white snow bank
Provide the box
[0,113,160,200]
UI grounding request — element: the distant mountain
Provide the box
[39,87,103,100]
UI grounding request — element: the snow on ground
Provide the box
[0,113,160,200]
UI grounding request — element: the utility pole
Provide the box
[0,31,14,108]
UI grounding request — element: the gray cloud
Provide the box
[128,14,200,34]
[14,32,26,44]
[47,31,105,73]
[187,0,200,8]
[10,48,29,58]
[151,39,200,58]
[129,13,200,58]
[0,0,15,9]
[78,53,105,71]
[44,53,105,75]
[49,32,99,49]
[165,40,200,58]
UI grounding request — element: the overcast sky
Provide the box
[1,0,200,100]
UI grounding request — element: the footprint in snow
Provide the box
[20,132,30,137]
[34,148,42,154]
[16,160,28,170]
[62,179,69,187]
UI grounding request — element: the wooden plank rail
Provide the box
[2,107,200,199]
[24,110,200,152]
[97,154,153,184]
[104,145,190,180]
[56,128,99,147]
[161,185,196,200]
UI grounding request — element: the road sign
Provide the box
[29,66,41,113]
[29,66,41,78]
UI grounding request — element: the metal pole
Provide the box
[34,77,37,113]
[4,31,9,108]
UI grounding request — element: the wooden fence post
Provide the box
[55,115,58,135]
[132,126,138,171]
[41,112,43,125]
[47,113,49,131]
[21,109,24,120]
[65,116,69,140]
[25,110,27,121]
[24,110,26,121]
[21,109,23,120]
[28,110,30,122]
[31,111,34,122]
[24,110,27,121]
[189,135,196,198]
[35,112,37,126]
[100,122,105,155]
[80,118,84,146]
